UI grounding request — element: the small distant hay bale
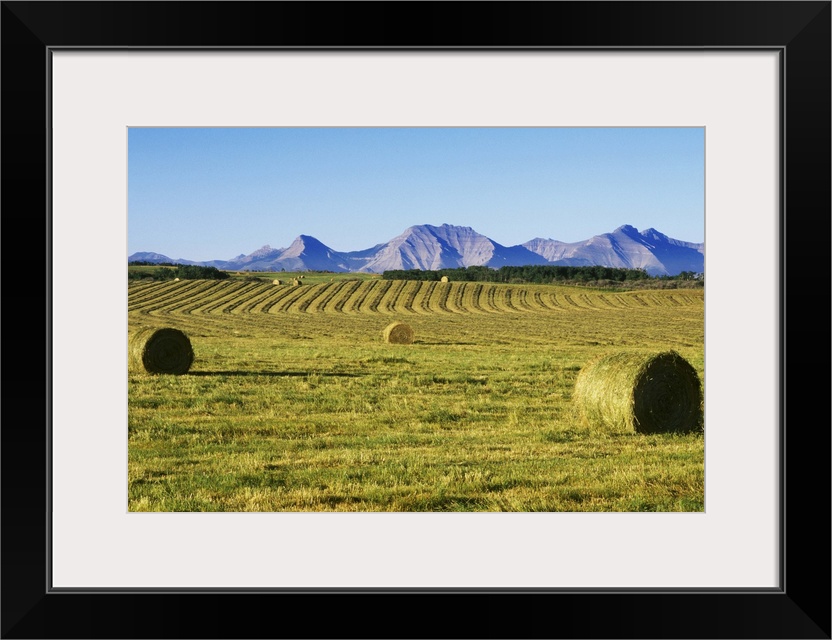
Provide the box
[173,277,180,282]
[292,278,302,286]
[129,327,194,375]
[440,276,449,283]
[273,279,283,285]
[299,275,305,279]
[572,350,702,434]
[383,321,415,345]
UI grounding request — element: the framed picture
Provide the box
[3,2,829,638]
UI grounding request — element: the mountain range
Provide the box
[129,223,704,276]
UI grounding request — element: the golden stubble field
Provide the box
[128,278,705,512]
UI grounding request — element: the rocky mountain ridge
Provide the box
[129,223,704,276]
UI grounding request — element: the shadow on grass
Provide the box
[186,370,364,378]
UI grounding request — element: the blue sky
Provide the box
[128,127,704,261]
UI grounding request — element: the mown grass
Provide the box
[128,281,704,512]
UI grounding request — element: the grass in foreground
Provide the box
[128,283,704,512]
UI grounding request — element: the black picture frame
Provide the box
[2,2,829,638]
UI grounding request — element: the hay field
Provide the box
[128,279,704,512]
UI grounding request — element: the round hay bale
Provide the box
[572,350,702,434]
[383,321,414,345]
[273,279,283,285]
[292,278,301,286]
[129,327,194,375]
[440,276,449,283]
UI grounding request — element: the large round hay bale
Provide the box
[129,327,194,375]
[572,350,702,434]
[440,275,449,283]
[383,321,414,345]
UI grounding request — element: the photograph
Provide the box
[127,126,706,513]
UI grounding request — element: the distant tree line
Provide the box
[381,265,703,287]
[128,263,230,281]
[383,265,648,283]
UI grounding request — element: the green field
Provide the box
[128,278,704,512]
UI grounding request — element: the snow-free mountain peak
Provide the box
[129,223,704,276]
[614,224,640,237]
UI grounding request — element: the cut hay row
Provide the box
[126,279,163,297]
[275,281,322,313]
[676,294,702,306]
[331,280,364,313]
[596,294,629,309]
[366,279,393,312]
[169,280,252,315]
[512,287,536,312]
[492,287,518,313]
[434,280,452,313]
[572,350,703,434]
[126,279,191,305]
[402,280,426,313]
[448,282,468,313]
[561,293,584,309]
[509,287,529,311]
[346,280,378,313]
[256,282,306,313]
[280,281,320,312]
[405,280,431,314]
[510,287,528,311]
[149,280,240,314]
[629,293,670,308]
[416,281,438,314]
[128,280,221,314]
[380,279,408,313]
[340,280,370,313]
[314,280,367,313]
[629,293,655,307]
[217,282,272,314]
[484,283,500,312]
[220,282,274,313]
[128,327,194,375]
[128,280,703,318]
[229,280,342,313]
[624,292,651,307]
[199,281,264,314]
[576,293,604,310]
[398,280,422,313]
[534,291,564,310]
[650,292,694,307]
[466,283,486,312]
[263,284,308,313]
[314,279,354,313]
[340,280,366,312]
[493,287,513,312]
[560,293,583,309]
[532,291,562,312]
[127,279,208,310]
[225,282,287,314]
[296,281,338,313]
